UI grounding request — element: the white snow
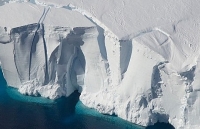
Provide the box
[0,1,200,129]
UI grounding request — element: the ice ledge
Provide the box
[18,79,65,99]
[0,22,98,98]
[1,1,200,129]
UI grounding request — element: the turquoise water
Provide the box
[0,68,144,129]
[0,68,175,129]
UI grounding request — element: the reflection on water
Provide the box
[0,68,143,129]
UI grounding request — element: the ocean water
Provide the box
[0,69,144,129]
[0,68,176,129]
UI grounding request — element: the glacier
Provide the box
[0,1,200,129]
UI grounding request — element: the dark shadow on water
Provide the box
[0,68,144,129]
[0,67,175,129]
[0,68,79,129]
[146,121,175,129]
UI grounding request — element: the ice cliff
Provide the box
[0,1,200,129]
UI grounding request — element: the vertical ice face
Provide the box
[0,20,103,99]
[0,3,101,99]
[0,2,112,99]
[44,26,70,84]
[2,1,200,129]
[71,47,85,91]
[12,24,47,85]
[80,27,107,93]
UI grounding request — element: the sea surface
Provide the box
[0,68,175,129]
[0,1,175,129]
[0,68,145,129]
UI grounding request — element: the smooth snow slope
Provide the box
[0,0,200,129]
[36,0,200,38]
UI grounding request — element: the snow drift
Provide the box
[0,1,200,129]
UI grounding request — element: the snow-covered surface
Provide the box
[34,0,200,39]
[0,0,200,129]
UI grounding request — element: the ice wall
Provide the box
[0,3,103,99]
[1,1,200,129]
